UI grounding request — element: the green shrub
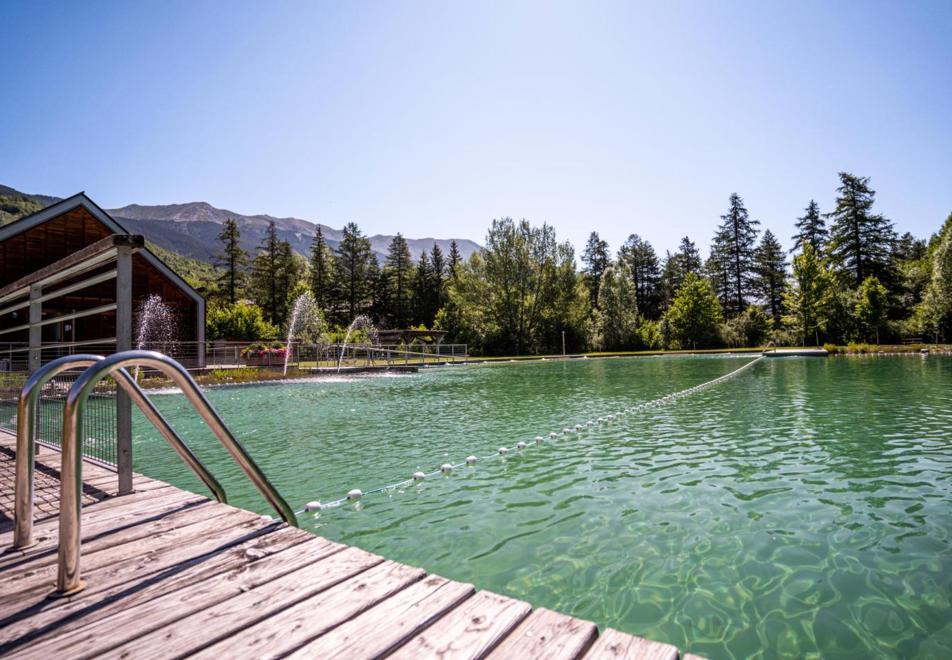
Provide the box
[207,302,278,341]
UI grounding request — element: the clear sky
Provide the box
[1,1,950,258]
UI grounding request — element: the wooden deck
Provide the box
[0,430,702,659]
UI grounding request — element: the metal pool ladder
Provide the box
[11,350,298,596]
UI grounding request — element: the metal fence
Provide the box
[135,341,470,370]
[0,366,119,468]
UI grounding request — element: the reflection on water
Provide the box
[134,355,952,659]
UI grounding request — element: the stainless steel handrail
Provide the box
[56,350,298,594]
[11,354,227,550]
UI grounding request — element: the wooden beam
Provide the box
[0,234,142,304]
[115,244,133,494]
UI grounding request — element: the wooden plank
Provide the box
[0,488,206,561]
[0,527,318,655]
[0,506,256,610]
[584,628,679,660]
[390,589,532,660]
[0,492,216,574]
[487,608,598,660]
[287,575,475,659]
[52,544,379,659]
[193,560,426,659]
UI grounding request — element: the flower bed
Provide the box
[240,342,288,367]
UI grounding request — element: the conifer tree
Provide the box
[334,222,373,322]
[582,231,610,310]
[618,234,662,319]
[711,193,760,317]
[448,240,462,279]
[367,254,384,323]
[274,241,302,328]
[383,234,413,328]
[430,243,447,312]
[308,227,335,310]
[413,251,435,326]
[674,236,703,277]
[792,200,826,253]
[753,230,788,328]
[250,221,282,324]
[215,219,248,305]
[826,173,896,286]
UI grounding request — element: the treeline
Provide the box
[207,220,461,340]
[206,171,952,353]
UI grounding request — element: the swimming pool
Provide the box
[133,355,952,659]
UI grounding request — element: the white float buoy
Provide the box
[466,455,477,465]
[549,432,558,439]
[563,427,572,434]
[517,441,527,450]
[441,463,453,473]
[535,435,544,444]
[413,471,426,480]
[498,447,508,455]
[574,424,583,431]
[261,514,273,522]
[347,488,363,500]
[305,501,322,512]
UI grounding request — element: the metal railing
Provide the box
[12,354,226,553]
[1,340,469,374]
[54,350,297,594]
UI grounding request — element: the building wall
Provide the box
[0,205,201,346]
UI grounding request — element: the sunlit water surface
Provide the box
[133,355,952,659]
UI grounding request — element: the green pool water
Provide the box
[132,355,952,659]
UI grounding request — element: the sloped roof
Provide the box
[0,192,203,306]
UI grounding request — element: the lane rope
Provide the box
[295,355,765,514]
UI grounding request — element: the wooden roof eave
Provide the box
[0,234,144,304]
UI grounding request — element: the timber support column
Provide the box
[115,243,133,494]
[28,285,42,374]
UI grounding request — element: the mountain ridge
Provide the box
[1,185,481,264]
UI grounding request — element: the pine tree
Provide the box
[711,193,760,317]
[215,219,248,305]
[413,251,434,326]
[430,243,447,313]
[581,231,610,310]
[309,227,335,311]
[791,200,827,253]
[367,255,384,323]
[334,222,373,323]
[618,234,662,319]
[383,233,413,328]
[274,240,299,328]
[250,221,282,324]
[826,173,896,287]
[448,240,462,279]
[753,230,787,328]
[674,236,703,276]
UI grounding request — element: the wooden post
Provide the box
[28,284,42,374]
[115,245,133,494]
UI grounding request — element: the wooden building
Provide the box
[0,192,205,371]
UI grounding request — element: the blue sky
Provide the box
[1,1,950,258]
